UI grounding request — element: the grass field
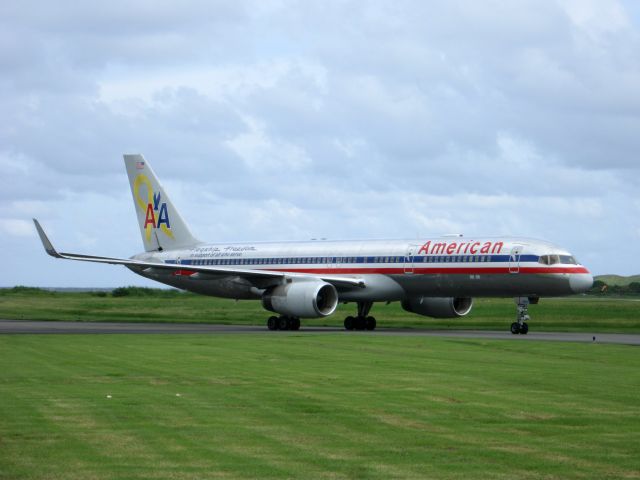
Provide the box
[1,288,639,332]
[1,334,639,479]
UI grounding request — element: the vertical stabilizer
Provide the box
[123,154,200,252]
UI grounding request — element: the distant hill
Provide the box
[595,275,640,287]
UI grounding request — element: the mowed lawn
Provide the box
[1,334,639,479]
[1,289,640,332]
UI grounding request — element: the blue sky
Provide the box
[1,0,639,287]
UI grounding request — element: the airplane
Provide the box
[34,154,593,334]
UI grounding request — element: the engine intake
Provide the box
[262,281,338,318]
[401,296,473,318]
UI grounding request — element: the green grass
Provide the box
[0,334,639,479]
[1,289,639,332]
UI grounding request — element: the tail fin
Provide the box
[124,154,201,252]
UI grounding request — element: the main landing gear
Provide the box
[511,297,530,335]
[267,316,300,331]
[344,301,377,331]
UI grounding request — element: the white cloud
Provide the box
[1,0,640,286]
[0,219,33,237]
[225,116,313,171]
[560,0,630,37]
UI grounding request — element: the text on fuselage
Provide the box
[418,241,504,255]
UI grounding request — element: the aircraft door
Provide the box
[404,244,417,274]
[509,245,523,274]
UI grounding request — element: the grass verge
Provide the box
[1,289,639,332]
[0,334,639,479]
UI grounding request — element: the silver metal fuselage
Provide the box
[128,236,593,301]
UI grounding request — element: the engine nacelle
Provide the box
[262,281,339,318]
[401,296,473,318]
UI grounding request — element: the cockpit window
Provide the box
[560,255,578,265]
[539,254,578,265]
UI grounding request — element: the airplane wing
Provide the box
[33,219,365,289]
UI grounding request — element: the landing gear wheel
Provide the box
[512,297,532,335]
[344,316,355,330]
[365,316,377,331]
[290,317,301,331]
[267,316,278,331]
[278,316,290,331]
[345,302,376,331]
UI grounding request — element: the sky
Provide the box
[1,0,639,287]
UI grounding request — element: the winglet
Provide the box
[33,219,63,258]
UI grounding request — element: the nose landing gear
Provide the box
[511,297,530,334]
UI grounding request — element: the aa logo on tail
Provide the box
[133,174,174,243]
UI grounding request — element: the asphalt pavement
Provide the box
[1,319,638,345]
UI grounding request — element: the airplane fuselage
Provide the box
[130,236,592,301]
[35,154,593,334]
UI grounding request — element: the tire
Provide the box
[267,316,278,331]
[355,316,366,330]
[278,316,290,330]
[344,316,355,330]
[520,322,529,335]
[510,322,520,335]
[365,316,377,330]
[290,317,301,331]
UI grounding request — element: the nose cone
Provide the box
[570,273,593,293]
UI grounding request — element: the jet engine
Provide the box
[401,296,473,318]
[262,280,339,318]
